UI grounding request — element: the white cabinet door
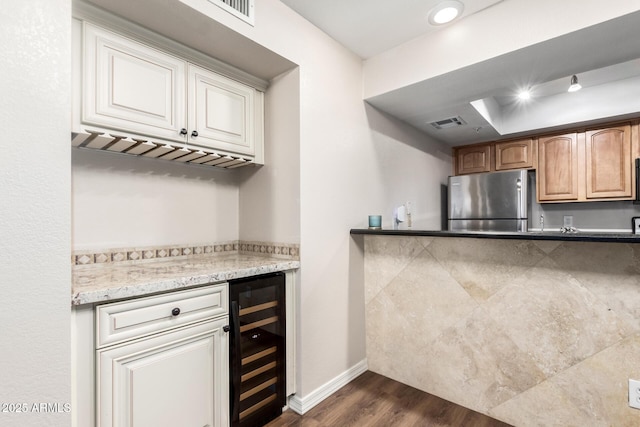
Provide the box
[97,318,229,427]
[83,22,186,141]
[189,64,255,156]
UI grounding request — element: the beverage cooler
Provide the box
[228,272,286,427]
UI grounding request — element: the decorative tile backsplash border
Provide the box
[73,240,299,266]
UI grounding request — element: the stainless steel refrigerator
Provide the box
[448,169,528,232]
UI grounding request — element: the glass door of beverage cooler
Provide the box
[229,272,286,427]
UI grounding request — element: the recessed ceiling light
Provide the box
[428,1,464,25]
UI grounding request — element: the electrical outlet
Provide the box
[563,215,573,228]
[629,379,640,409]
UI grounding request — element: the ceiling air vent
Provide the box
[429,116,466,130]
[208,0,254,25]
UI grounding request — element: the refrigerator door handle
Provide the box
[516,178,522,231]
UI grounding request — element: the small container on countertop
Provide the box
[368,215,382,230]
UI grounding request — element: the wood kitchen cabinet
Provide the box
[495,138,536,171]
[454,139,536,175]
[537,133,579,201]
[454,144,492,175]
[585,125,632,199]
[537,124,634,202]
[79,21,263,161]
[453,121,637,203]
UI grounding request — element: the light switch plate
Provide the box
[629,379,640,409]
[633,217,640,234]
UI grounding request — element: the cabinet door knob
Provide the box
[223,325,230,333]
[171,307,181,316]
[191,130,198,138]
[179,128,187,136]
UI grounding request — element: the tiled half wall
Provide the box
[364,235,640,426]
[73,240,299,266]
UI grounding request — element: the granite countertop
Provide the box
[72,254,300,306]
[350,228,640,243]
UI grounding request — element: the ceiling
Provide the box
[279,1,640,146]
[279,0,504,59]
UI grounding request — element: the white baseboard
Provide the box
[288,359,368,415]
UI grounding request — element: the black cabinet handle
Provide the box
[191,130,198,138]
[179,128,187,136]
[171,307,180,316]
[223,325,230,333]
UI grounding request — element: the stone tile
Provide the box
[94,253,110,264]
[366,291,421,384]
[427,237,546,301]
[416,307,546,414]
[364,235,425,304]
[531,240,562,254]
[485,257,635,378]
[366,248,478,391]
[489,378,586,427]
[547,334,640,426]
[550,242,640,331]
[142,250,155,260]
[75,254,93,265]
[490,334,640,427]
[382,249,478,345]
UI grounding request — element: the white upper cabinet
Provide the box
[78,21,264,163]
[189,64,256,156]
[83,23,187,142]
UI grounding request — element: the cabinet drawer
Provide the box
[96,283,228,348]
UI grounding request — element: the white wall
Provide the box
[175,0,453,398]
[72,150,241,249]
[0,1,72,426]
[239,68,301,244]
[72,0,452,404]
[363,0,640,99]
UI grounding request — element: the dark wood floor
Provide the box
[266,371,512,427]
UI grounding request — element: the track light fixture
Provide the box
[568,75,582,92]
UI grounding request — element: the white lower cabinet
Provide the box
[71,272,297,427]
[97,318,228,427]
[72,283,230,427]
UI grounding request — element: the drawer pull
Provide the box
[171,307,181,316]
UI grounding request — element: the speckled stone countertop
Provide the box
[72,254,300,306]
